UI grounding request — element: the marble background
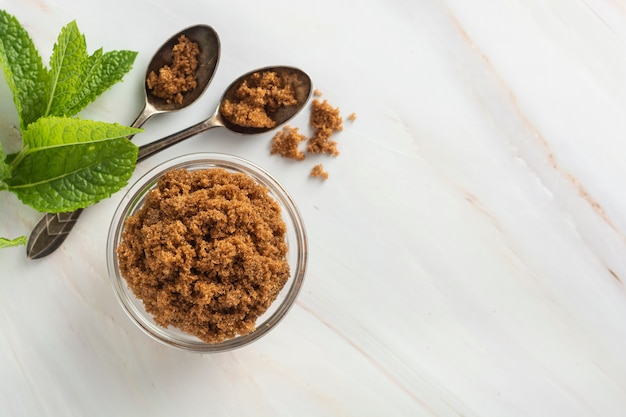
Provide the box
[1,0,625,415]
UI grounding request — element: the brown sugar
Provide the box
[146,35,200,105]
[270,126,307,160]
[310,99,342,132]
[313,89,323,97]
[306,99,343,156]
[220,70,299,129]
[307,130,340,156]
[266,95,351,181]
[116,168,290,344]
[310,164,328,180]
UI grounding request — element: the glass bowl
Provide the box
[106,153,307,352]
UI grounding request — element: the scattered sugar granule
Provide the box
[270,126,307,160]
[310,164,329,180]
[306,99,343,156]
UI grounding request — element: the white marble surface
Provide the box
[1,0,626,415]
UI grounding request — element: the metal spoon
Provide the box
[26,24,221,259]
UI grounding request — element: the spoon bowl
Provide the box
[132,24,220,127]
[219,66,312,134]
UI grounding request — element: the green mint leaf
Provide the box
[0,10,48,128]
[64,49,137,116]
[0,235,26,248]
[0,141,10,184]
[6,117,140,212]
[45,20,87,117]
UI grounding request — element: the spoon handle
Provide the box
[137,116,217,162]
[26,209,85,259]
[131,103,158,130]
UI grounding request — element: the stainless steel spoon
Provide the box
[26,24,220,259]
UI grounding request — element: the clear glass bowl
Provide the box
[106,153,307,352]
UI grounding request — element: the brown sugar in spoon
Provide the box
[27,24,220,259]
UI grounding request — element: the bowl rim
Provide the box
[106,152,307,352]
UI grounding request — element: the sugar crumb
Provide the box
[271,126,307,160]
[310,164,329,180]
[306,99,342,156]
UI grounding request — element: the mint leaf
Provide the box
[45,21,87,117]
[0,141,10,185]
[0,10,48,129]
[64,49,138,116]
[6,117,140,212]
[0,235,26,248]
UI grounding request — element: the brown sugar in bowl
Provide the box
[106,153,307,352]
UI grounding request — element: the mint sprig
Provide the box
[44,21,137,119]
[0,10,141,247]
